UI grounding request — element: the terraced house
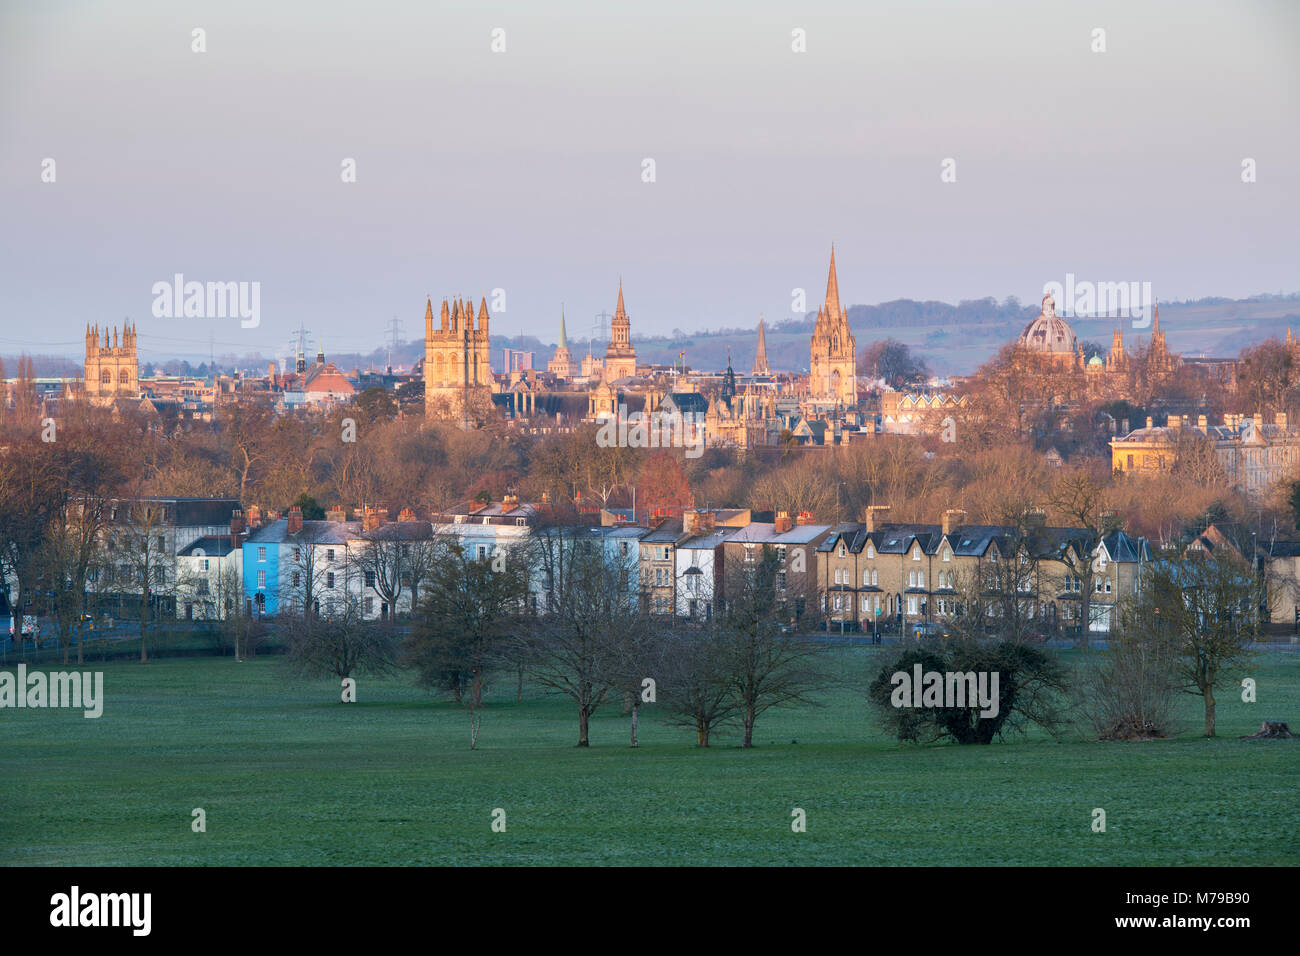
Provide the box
[816,507,1150,637]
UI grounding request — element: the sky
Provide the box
[1,0,1297,366]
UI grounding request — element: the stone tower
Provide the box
[547,308,574,379]
[84,323,139,402]
[809,247,857,405]
[424,294,494,420]
[603,281,637,381]
[752,316,770,376]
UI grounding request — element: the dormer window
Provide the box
[942,549,951,562]
[912,547,921,561]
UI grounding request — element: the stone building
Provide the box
[424,295,494,420]
[547,309,574,380]
[84,323,139,402]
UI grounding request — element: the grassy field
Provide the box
[2,647,1298,866]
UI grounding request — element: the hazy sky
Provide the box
[2,0,1297,365]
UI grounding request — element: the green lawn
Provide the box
[2,647,1297,865]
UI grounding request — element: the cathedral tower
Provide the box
[424,294,494,421]
[547,308,574,379]
[808,247,857,405]
[84,322,139,402]
[603,281,637,381]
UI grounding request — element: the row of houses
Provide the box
[67,495,1168,638]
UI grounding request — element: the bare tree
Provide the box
[658,625,738,747]
[279,600,400,698]
[519,517,643,746]
[1141,549,1261,737]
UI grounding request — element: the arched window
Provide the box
[119,369,130,385]
[101,369,112,384]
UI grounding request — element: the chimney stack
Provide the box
[1277,412,1289,428]
[288,505,303,535]
[326,505,346,522]
[1168,414,1181,428]
[246,505,262,530]
[1024,508,1047,529]
[1198,414,1207,429]
[230,509,246,540]
[503,494,519,509]
[398,507,417,522]
[864,504,891,533]
[941,508,967,536]
[796,510,813,526]
[1146,417,1153,429]
[775,511,793,534]
[362,507,386,532]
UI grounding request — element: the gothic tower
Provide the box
[84,322,139,403]
[547,307,574,379]
[424,294,494,422]
[752,316,770,376]
[808,247,857,405]
[603,281,637,380]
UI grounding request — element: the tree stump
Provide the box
[1240,721,1295,739]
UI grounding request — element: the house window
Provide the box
[516,518,527,526]
[912,548,921,561]
[197,580,209,596]
[863,569,871,587]
[292,571,300,587]
[326,549,336,562]
[326,572,335,589]
[745,545,755,563]
[364,597,374,615]
[918,572,925,588]
[776,572,786,589]
[257,547,266,562]
[365,571,376,588]
[477,545,488,561]
[907,597,918,614]
[156,535,165,550]
[200,559,209,572]
[257,570,266,588]
[833,595,842,611]
[293,547,301,561]
[872,569,878,586]
[943,549,951,562]
[777,546,787,562]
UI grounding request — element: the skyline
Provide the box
[3,0,1298,365]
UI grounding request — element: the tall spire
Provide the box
[615,279,627,320]
[558,308,568,349]
[425,297,434,337]
[752,315,770,376]
[825,244,842,319]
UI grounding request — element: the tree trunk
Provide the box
[76,624,84,665]
[630,701,639,748]
[578,706,590,747]
[743,706,755,748]
[697,721,709,747]
[1203,686,1216,737]
[516,663,523,703]
[140,629,148,663]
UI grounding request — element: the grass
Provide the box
[2,647,1298,865]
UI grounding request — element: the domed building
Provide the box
[1015,293,1083,371]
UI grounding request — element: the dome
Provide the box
[1087,354,1104,366]
[1017,293,1078,354]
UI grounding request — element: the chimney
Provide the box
[326,505,346,522]
[398,507,417,522]
[362,507,386,532]
[1024,508,1047,529]
[1168,414,1181,428]
[230,509,245,538]
[941,508,967,536]
[288,505,303,534]
[796,510,813,526]
[1146,417,1153,429]
[1198,414,1207,429]
[1100,510,1122,534]
[1277,412,1289,428]
[864,504,891,533]
[683,509,699,536]
[246,505,262,530]
[503,494,519,509]
[775,511,793,534]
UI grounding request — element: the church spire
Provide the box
[825,244,842,319]
[558,308,568,349]
[615,279,627,320]
[752,315,770,376]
